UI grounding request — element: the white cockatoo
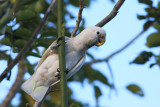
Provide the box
[22,26,106,102]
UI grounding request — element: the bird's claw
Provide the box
[51,36,63,49]
[54,68,69,79]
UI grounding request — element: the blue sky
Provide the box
[67,0,160,107]
[0,0,160,107]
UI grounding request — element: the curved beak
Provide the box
[96,34,106,47]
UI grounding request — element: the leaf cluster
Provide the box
[131,0,160,68]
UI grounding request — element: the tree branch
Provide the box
[70,0,84,38]
[0,61,25,107]
[0,0,57,82]
[57,0,68,106]
[85,29,147,65]
[95,0,125,27]
[33,0,67,106]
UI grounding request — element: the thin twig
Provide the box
[85,29,147,65]
[106,61,117,95]
[96,0,125,27]
[0,61,25,107]
[0,0,57,82]
[11,0,18,19]
[70,0,84,38]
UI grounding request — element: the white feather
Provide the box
[22,26,106,102]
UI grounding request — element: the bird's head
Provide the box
[80,26,106,48]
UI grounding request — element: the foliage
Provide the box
[126,84,144,97]
[131,0,160,69]
[1,0,159,106]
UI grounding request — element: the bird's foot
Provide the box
[51,36,63,49]
[54,68,61,79]
[54,68,69,79]
[51,37,62,49]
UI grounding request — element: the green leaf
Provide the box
[35,38,55,47]
[16,9,36,22]
[146,33,160,48]
[0,51,11,61]
[138,0,152,6]
[35,0,49,13]
[14,27,32,40]
[69,103,80,107]
[13,39,27,48]
[155,56,160,67]
[149,63,156,68]
[126,84,144,97]
[26,51,41,58]
[131,51,153,64]
[69,0,79,7]
[137,15,147,20]
[94,85,102,101]
[18,0,38,6]
[25,59,36,75]
[69,0,91,7]
[145,7,159,18]
[0,14,11,29]
[41,30,57,37]
[143,20,153,31]
[0,38,10,46]
[158,1,160,9]
[82,65,112,88]
[35,1,44,13]
[153,23,160,31]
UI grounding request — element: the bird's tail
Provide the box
[22,76,49,102]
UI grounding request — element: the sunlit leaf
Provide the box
[146,33,160,48]
[126,84,144,97]
[35,0,49,13]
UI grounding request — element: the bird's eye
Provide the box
[97,31,100,35]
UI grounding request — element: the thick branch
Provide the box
[0,61,25,107]
[96,0,125,27]
[33,0,67,106]
[0,0,57,82]
[57,0,68,106]
[85,29,147,65]
[70,0,84,38]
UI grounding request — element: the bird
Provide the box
[22,26,106,102]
